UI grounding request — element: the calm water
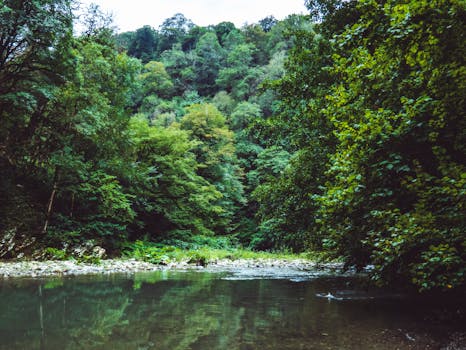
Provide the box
[0,269,464,350]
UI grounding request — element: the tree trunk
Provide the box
[42,170,59,235]
[70,193,75,218]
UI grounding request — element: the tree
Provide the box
[158,13,194,53]
[251,1,345,252]
[212,91,237,115]
[127,26,158,62]
[259,16,278,32]
[161,44,195,95]
[139,61,174,99]
[227,102,265,243]
[128,117,222,237]
[222,29,246,50]
[115,31,135,52]
[242,24,269,65]
[79,3,115,39]
[42,37,141,246]
[260,0,466,291]
[230,102,264,188]
[180,104,244,233]
[216,44,256,100]
[316,0,466,291]
[0,0,74,168]
[192,33,224,96]
[182,25,208,51]
[213,21,237,46]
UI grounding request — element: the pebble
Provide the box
[0,258,344,279]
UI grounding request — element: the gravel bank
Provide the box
[0,258,344,279]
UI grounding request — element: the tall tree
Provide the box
[216,44,256,100]
[0,0,74,168]
[160,44,195,95]
[192,33,224,96]
[158,13,194,53]
[139,61,174,100]
[259,16,278,32]
[180,104,244,233]
[41,36,140,245]
[128,117,222,238]
[127,25,158,62]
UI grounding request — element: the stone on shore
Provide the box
[0,258,344,279]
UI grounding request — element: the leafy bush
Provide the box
[44,247,67,260]
[160,233,240,250]
[123,239,317,265]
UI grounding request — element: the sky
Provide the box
[79,0,309,32]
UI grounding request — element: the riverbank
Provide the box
[0,258,344,279]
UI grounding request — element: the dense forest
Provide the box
[0,0,464,292]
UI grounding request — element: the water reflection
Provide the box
[0,271,463,349]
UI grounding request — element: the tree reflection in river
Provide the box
[0,271,464,349]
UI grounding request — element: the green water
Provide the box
[0,270,464,349]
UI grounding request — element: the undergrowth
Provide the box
[122,236,331,266]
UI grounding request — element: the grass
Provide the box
[123,239,333,266]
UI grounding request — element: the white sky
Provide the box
[79,0,308,32]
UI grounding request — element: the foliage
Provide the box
[216,44,256,100]
[2,0,464,295]
[127,25,158,62]
[180,104,245,233]
[128,116,223,238]
[44,247,67,260]
[0,0,74,168]
[139,61,174,100]
[257,0,466,291]
[158,13,194,53]
[124,239,321,266]
[192,33,225,96]
[316,0,466,291]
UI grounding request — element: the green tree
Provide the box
[259,16,278,32]
[182,25,208,51]
[139,61,174,99]
[180,104,244,233]
[158,13,194,53]
[161,44,195,95]
[216,44,256,100]
[253,8,338,252]
[0,0,74,168]
[211,91,237,116]
[128,117,222,237]
[192,33,224,96]
[242,24,269,65]
[127,25,158,62]
[316,0,466,291]
[213,21,237,46]
[43,37,141,246]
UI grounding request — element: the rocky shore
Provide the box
[0,258,344,279]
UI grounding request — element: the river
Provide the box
[0,269,464,349]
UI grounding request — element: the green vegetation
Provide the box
[0,0,464,292]
[259,0,465,292]
[124,239,324,266]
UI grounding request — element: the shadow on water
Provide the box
[0,270,464,350]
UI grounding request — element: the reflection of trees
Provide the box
[0,282,43,350]
[0,277,131,350]
[129,272,242,350]
[0,273,244,349]
[1,274,325,350]
[0,274,430,350]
